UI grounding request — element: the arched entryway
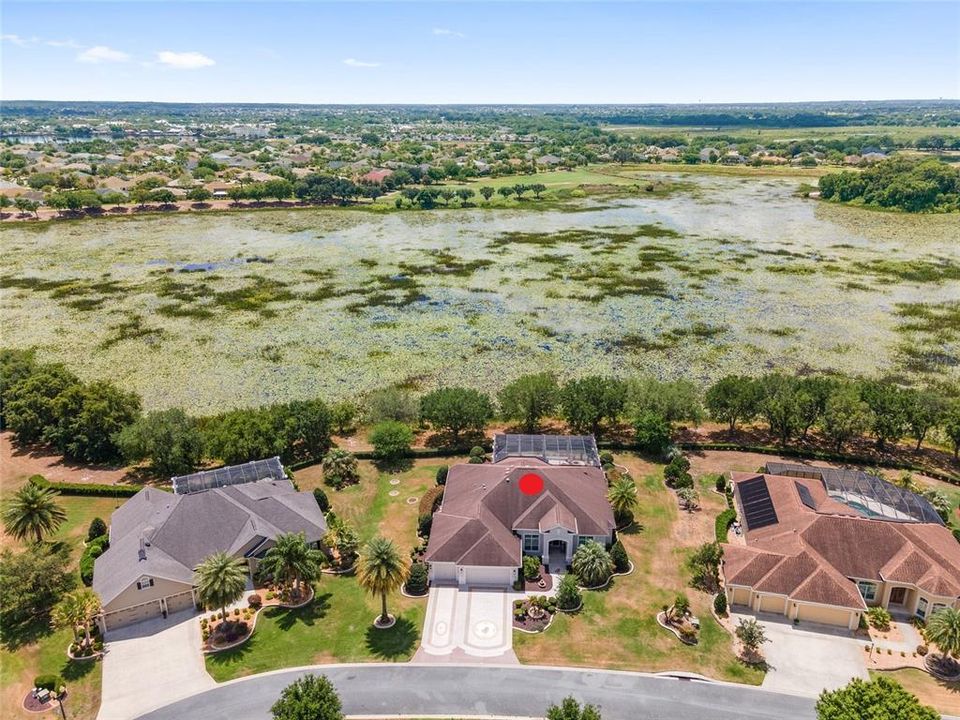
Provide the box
[546,539,568,573]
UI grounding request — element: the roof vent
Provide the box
[138,537,147,562]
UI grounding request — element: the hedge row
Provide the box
[715,508,737,544]
[677,442,960,487]
[29,474,141,498]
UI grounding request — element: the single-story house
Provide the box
[424,434,615,588]
[360,168,394,184]
[93,458,326,632]
[722,463,960,630]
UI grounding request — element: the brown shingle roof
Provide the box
[424,462,614,567]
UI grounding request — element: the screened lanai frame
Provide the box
[493,434,601,467]
[765,462,944,525]
[172,456,287,495]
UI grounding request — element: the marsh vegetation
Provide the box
[2,174,957,412]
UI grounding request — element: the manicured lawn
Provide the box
[205,574,424,681]
[514,453,764,685]
[869,669,960,716]
[0,494,115,720]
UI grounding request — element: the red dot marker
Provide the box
[518,473,544,496]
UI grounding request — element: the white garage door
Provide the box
[430,562,456,584]
[104,600,163,630]
[461,566,514,588]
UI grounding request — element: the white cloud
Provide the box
[343,58,380,68]
[45,39,82,49]
[433,28,465,38]
[156,50,216,69]
[77,45,130,64]
[1,34,27,46]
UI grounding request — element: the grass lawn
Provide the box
[869,669,960,716]
[205,574,425,682]
[514,453,764,685]
[0,495,116,720]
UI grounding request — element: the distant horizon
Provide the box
[3,1,958,104]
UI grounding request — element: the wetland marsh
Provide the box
[2,173,957,413]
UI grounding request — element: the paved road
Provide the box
[136,664,816,720]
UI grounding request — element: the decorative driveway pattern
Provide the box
[418,586,515,662]
[98,609,214,720]
[734,611,869,697]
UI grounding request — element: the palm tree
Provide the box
[259,532,323,599]
[194,552,248,621]
[608,476,638,525]
[356,536,408,627]
[926,607,960,662]
[52,588,101,650]
[571,540,614,587]
[2,482,67,543]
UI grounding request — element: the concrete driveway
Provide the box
[98,609,215,720]
[418,586,515,662]
[736,612,868,697]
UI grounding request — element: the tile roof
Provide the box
[94,478,326,606]
[424,462,614,567]
[723,471,960,608]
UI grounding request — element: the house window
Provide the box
[931,603,947,617]
[137,577,154,590]
[523,535,540,553]
[856,581,877,602]
[916,597,929,619]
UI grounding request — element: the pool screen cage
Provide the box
[765,462,943,525]
[172,456,287,495]
[492,434,600,467]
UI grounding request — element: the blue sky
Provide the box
[2,1,958,103]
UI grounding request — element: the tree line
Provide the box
[818,157,960,212]
[3,349,959,478]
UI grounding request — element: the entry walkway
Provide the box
[417,586,516,662]
[98,608,214,720]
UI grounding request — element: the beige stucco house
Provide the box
[722,463,960,630]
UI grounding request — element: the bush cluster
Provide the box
[80,534,109,586]
[34,675,63,692]
[715,508,737,543]
[405,562,428,595]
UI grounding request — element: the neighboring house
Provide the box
[722,463,960,630]
[536,154,562,166]
[424,435,615,588]
[360,168,394,184]
[94,458,326,632]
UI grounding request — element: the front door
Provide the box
[889,587,907,605]
[547,540,567,572]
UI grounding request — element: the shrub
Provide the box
[633,411,672,456]
[523,555,541,581]
[417,513,432,538]
[419,485,444,517]
[714,475,727,493]
[435,465,448,486]
[609,540,629,573]
[572,541,614,587]
[34,675,63,692]
[714,592,728,616]
[405,562,428,595]
[555,574,582,610]
[80,534,109,586]
[87,517,107,542]
[28,475,140,498]
[663,455,693,489]
[672,593,690,618]
[917,644,929,656]
[715,508,737,543]
[322,449,359,489]
[599,450,614,466]
[312,487,330,513]
[369,421,414,461]
[867,606,892,631]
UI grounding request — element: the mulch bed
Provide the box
[22,692,55,713]
[514,610,553,632]
[524,567,553,592]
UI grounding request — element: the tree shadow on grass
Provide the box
[372,457,414,474]
[60,657,97,683]
[364,616,418,660]
[1,617,52,652]
[273,593,332,632]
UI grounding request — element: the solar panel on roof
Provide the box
[795,481,817,510]
[739,476,779,530]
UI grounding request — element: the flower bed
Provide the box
[523,565,553,592]
[201,586,314,653]
[656,611,699,645]
[513,596,557,633]
[66,640,104,661]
